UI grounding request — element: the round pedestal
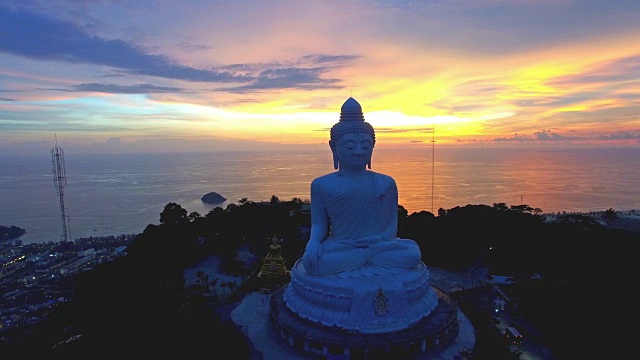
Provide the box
[283,259,439,334]
[271,284,459,359]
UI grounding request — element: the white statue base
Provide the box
[283,259,438,334]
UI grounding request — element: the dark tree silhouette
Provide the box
[159,202,188,225]
[603,207,618,224]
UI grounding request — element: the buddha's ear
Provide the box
[329,140,339,169]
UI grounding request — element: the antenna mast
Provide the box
[431,125,435,214]
[51,136,70,242]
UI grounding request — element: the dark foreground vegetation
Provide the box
[2,197,636,358]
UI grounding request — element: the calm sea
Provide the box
[1,147,639,245]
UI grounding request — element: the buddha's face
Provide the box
[334,132,374,170]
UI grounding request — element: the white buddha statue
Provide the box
[284,98,438,334]
[301,97,422,278]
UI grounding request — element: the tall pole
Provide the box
[431,125,435,214]
[51,135,69,242]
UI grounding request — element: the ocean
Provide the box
[1,146,639,245]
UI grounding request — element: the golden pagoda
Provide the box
[257,235,288,278]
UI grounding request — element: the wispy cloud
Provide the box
[0,3,357,92]
[72,83,182,94]
[217,55,360,92]
[492,129,640,143]
[224,67,343,93]
[0,4,252,83]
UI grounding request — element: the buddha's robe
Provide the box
[302,171,421,278]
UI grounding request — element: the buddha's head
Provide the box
[329,97,376,170]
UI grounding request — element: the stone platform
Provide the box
[283,260,439,334]
[269,284,459,359]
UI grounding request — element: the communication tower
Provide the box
[51,136,70,242]
[431,125,435,214]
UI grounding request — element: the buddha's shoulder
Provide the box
[311,171,395,187]
[367,171,396,186]
[311,172,341,186]
[369,171,394,180]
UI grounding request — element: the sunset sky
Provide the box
[1,0,639,154]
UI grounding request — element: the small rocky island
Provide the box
[1,225,26,241]
[201,192,227,204]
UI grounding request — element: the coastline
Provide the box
[4,208,640,246]
[543,209,640,233]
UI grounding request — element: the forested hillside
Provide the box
[4,198,636,357]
